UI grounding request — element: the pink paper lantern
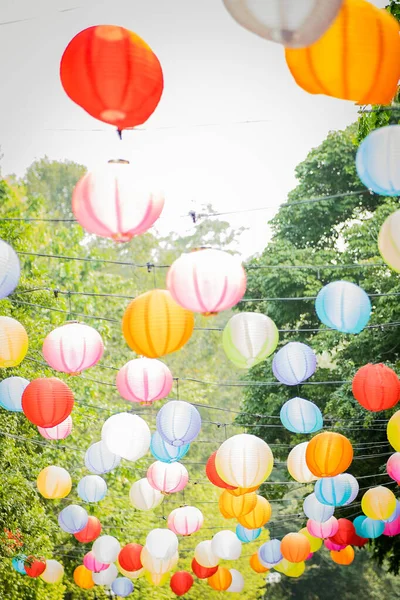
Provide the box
[38,415,73,440]
[83,551,109,573]
[383,515,400,537]
[72,161,164,242]
[42,322,104,375]
[147,461,189,494]
[307,517,339,540]
[166,249,246,316]
[116,358,173,405]
[305,552,314,561]
[387,453,400,483]
[324,539,346,552]
[167,506,204,536]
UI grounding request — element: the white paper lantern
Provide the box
[211,530,242,560]
[141,546,178,575]
[102,413,151,461]
[303,493,334,523]
[40,560,64,584]
[85,440,121,474]
[156,400,201,447]
[357,125,400,197]
[92,536,121,564]
[147,461,189,494]
[129,478,164,511]
[78,475,107,503]
[167,506,204,536]
[215,433,273,488]
[223,312,279,368]
[92,563,118,586]
[287,442,318,484]
[145,529,178,560]
[227,569,244,593]
[194,540,219,568]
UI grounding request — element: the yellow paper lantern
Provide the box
[361,486,396,520]
[73,565,94,589]
[215,433,274,488]
[0,316,28,368]
[226,485,259,497]
[388,410,400,452]
[275,559,305,578]
[208,567,232,591]
[298,528,323,553]
[237,495,271,529]
[219,490,257,519]
[37,466,72,499]
[145,571,169,586]
[285,0,400,105]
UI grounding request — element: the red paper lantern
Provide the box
[191,558,218,579]
[118,543,143,572]
[350,532,368,548]
[74,516,102,543]
[25,557,46,578]
[352,363,400,412]
[170,571,194,596]
[22,377,74,428]
[60,25,163,132]
[205,452,236,490]
[329,519,355,547]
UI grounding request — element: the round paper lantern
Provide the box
[329,519,355,546]
[25,558,46,578]
[119,544,143,573]
[77,475,107,503]
[359,517,385,539]
[145,571,169,586]
[281,533,311,564]
[102,412,150,461]
[0,376,29,412]
[167,506,204,536]
[316,280,371,334]
[147,461,189,494]
[358,126,400,197]
[167,248,246,316]
[141,547,179,575]
[227,569,244,593]
[384,515,400,537]
[38,416,73,441]
[216,434,273,488]
[219,490,257,519]
[249,553,269,573]
[122,289,194,358]
[170,571,193,596]
[287,442,318,484]
[274,559,305,578]
[208,567,232,591]
[93,563,118,586]
[74,516,102,543]
[306,432,353,477]
[58,505,88,534]
[117,358,172,404]
[194,541,219,568]
[12,556,27,575]
[85,440,121,474]
[330,545,354,566]
[362,486,396,520]
[0,239,20,298]
[314,475,352,507]
[303,493,334,523]
[112,577,134,597]
[222,312,278,368]
[386,500,400,523]
[387,453,400,482]
[272,342,316,386]
[352,363,400,412]
[73,565,94,589]
[258,539,282,568]
[129,478,164,510]
[93,536,121,564]
[285,0,400,105]
[22,378,74,428]
[37,466,72,499]
[40,560,64,584]
[150,431,190,463]
[388,411,400,451]
[324,539,346,552]
[191,558,218,579]
[145,529,178,561]
[211,530,242,560]
[156,400,201,447]
[60,25,163,131]
[83,551,109,573]
[341,473,360,506]
[299,528,323,552]
[307,517,339,539]
[236,524,261,543]
[206,452,236,490]
[351,533,368,548]
[280,397,323,434]
[42,322,103,374]
[0,317,28,368]
[237,495,272,529]
[379,209,400,272]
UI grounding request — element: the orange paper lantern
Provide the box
[208,567,232,591]
[281,533,311,564]
[306,432,353,477]
[226,485,259,497]
[73,565,94,589]
[219,489,257,519]
[22,378,74,428]
[249,553,269,574]
[237,495,271,529]
[330,545,354,566]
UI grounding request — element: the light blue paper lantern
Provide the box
[356,125,400,196]
[258,539,282,567]
[58,505,88,534]
[84,441,121,474]
[342,473,359,506]
[111,577,134,597]
[156,400,201,447]
[280,397,323,434]
[236,524,261,543]
[0,377,29,412]
[385,499,400,523]
[353,515,367,536]
[272,342,316,386]
[314,474,352,507]
[0,239,20,299]
[360,517,385,539]
[150,431,190,463]
[315,281,371,334]
[303,493,334,523]
[77,475,107,503]
[12,555,27,575]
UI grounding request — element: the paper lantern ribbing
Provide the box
[206,452,236,490]
[83,551,109,573]
[329,519,355,546]
[93,563,118,586]
[0,239,20,298]
[147,461,189,494]
[219,490,257,519]
[37,466,72,499]
[25,558,46,578]
[307,517,339,540]
[272,342,316,386]
[150,431,190,463]
[237,495,272,529]
[222,312,278,369]
[74,516,102,543]
[38,416,73,441]
[119,544,143,573]
[102,413,150,461]
[287,442,318,484]
[117,358,173,405]
[156,400,201,447]
[167,506,204,536]
[280,397,323,434]
[170,571,193,596]
[330,546,354,566]
[357,125,400,197]
[285,0,400,105]
[122,289,194,358]
[359,517,385,539]
[129,478,164,511]
[215,433,273,488]
[281,533,311,564]
[58,505,88,534]
[249,553,269,573]
[208,567,232,591]
[167,249,246,316]
[12,556,27,575]
[379,209,400,272]
[42,322,103,374]
[227,569,244,593]
[40,560,64,584]
[236,524,261,543]
[78,475,107,503]
[353,516,367,537]
[73,565,94,589]
[22,378,74,428]
[93,536,121,564]
[298,528,323,552]
[314,475,352,507]
[211,531,242,561]
[85,440,121,474]
[258,539,282,568]
[303,494,334,523]
[388,411,400,452]
[0,377,29,412]
[341,473,360,506]
[194,541,219,568]
[60,25,163,131]
[191,558,218,579]
[361,486,396,521]
[352,363,400,412]
[145,529,178,561]
[112,577,134,597]
[315,281,371,334]
[387,454,400,483]
[0,316,28,368]
[306,432,353,477]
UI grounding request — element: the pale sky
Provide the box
[0,0,388,256]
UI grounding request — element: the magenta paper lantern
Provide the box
[167,249,246,315]
[83,551,109,573]
[42,322,104,375]
[387,453,400,482]
[306,552,314,561]
[383,515,400,537]
[116,358,173,405]
[38,415,73,440]
[147,461,189,494]
[324,539,346,551]
[307,517,339,539]
[167,506,204,536]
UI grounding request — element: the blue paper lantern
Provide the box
[58,505,88,534]
[342,473,359,506]
[258,539,282,567]
[150,431,190,463]
[156,400,201,447]
[12,555,27,575]
[280,397,323,434]
[84,441,121,474]
[111,577,134,597]
[353,515,367,536]
[236,524,261,543]
[356,125,400,196]
[0,377,29,412]
[303,493,334,523]
[314,474,352,507]
[315,281,371,334]
[385,499,400,523]
[0,239,20,299]
[360,517,385,539]
[272,342,316,386]
[77,475,107,503]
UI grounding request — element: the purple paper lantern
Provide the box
[272,342,316,386]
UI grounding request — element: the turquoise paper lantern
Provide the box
[0,377,29,412]
[356,125,400,196]
[77,475,107,503]
[236,524,261,543]
[150,431,190,463]
[314,474,352,507]
[353,516,367,536]
[315,281,371,334]
[12,555,27,575]
[280,397,323,434]
[360,517,385,539]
